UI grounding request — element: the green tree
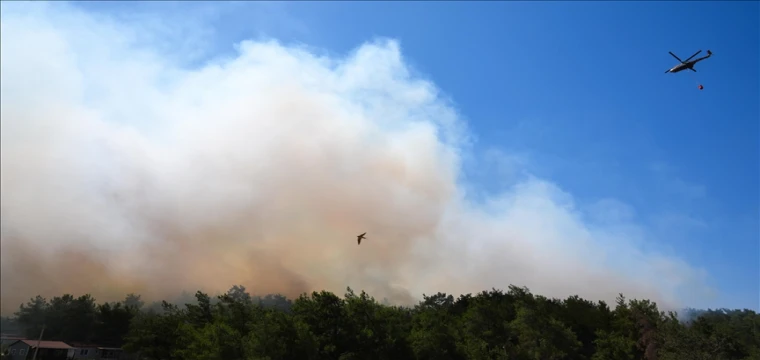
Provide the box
[556,295,612,359]
[508,295,581,360]
[123,301,187,360]
[291,290,348,358]
[14,295,48,339]
[455,289,516,360]
[245,308,317,360]
[591,294,637,360]
[173,320,245,360]
[409,292,463,360]
[124,293,145,310]
[10,285,760,360]
[341,288,412,359]
[94,301,137,347]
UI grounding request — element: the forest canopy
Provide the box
[2,285,758,360]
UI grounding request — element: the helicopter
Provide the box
[665,49,712,74]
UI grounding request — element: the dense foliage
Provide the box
[2,285,758,360]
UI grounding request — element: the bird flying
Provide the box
[357,232,367,245]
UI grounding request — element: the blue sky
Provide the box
[277,1,760,311]
[8,1,758,310]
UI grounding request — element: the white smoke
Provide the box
[0,2,713,314]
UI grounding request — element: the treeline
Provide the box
[2,284,759,360]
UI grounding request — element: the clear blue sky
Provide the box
[71,1,758,310]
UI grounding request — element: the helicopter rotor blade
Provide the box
[669,51,684,63]
[683,50,702,62]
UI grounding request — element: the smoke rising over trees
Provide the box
[0,2,716,316]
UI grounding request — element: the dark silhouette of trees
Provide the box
[2,284,758,360]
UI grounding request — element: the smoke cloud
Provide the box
[0,3,711,315]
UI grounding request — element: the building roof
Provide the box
[0,336,25,341]
[17,340,72,349]
[62,342,124,350]
[67,342,100,348]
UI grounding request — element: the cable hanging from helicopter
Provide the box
[664,49,712,90]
